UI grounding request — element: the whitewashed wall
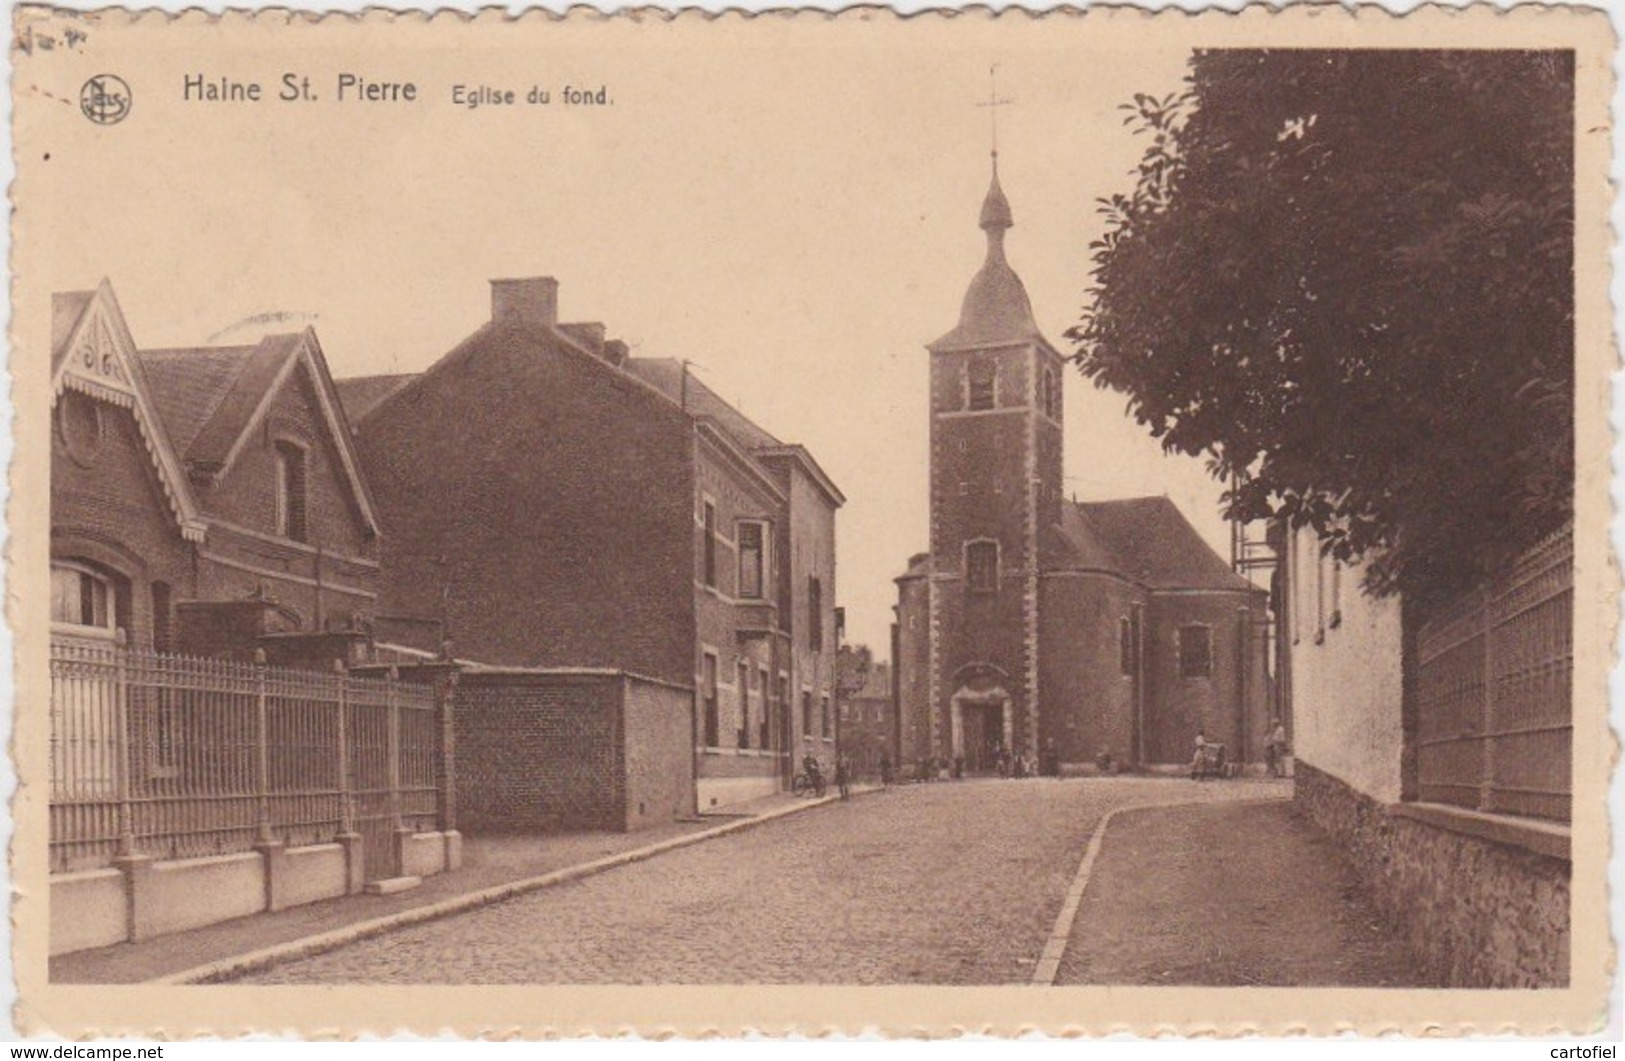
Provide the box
[1287,526,1406,803]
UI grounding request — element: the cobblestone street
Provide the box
[239,778,1299,985]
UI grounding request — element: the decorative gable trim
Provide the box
[51,280,207,542]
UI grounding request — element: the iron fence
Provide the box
[1415,526,1572,823]
[49,636,450,875]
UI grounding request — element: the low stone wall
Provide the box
[1295,761,1570,987]
[50,830,457,957]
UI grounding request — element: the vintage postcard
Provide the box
[9,3,1615,1038]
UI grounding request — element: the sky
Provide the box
[21,18,1228,652]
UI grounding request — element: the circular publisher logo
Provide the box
[80,74,132,125]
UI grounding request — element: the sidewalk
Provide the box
[1053,796,1438,987]
[51,785,877,985]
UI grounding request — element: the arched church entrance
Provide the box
[950,683,1014,775]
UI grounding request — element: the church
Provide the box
[892,158,1272,775]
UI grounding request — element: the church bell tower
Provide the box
[925,154,1066,768]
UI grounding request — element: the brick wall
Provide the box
[52,401,197,651]
[455,672,623,833]
[1142,591,1270,766]
[1038,572,1144,766]
[456,670,696,834]
[357,328,696,683]
[894,570,932,770]
[621,675,697,828]
[202,366,372,561]
[1296,760,1569,987]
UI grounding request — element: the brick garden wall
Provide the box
[1295,760,1570,987]
[456,670,697,834]
[455,672,622,833]
[621,676,697,829]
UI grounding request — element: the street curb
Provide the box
[1029,793,1289,986]
[151,789,865,985]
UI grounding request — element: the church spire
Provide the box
[979,155,1014,237]
[929,149,1041,353]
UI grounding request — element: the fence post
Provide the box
[113,628,136,859]
[336,658,353,834]
[387,666,409,879]
[254,648,274,845]
[438,668,458,834]
[437,657,462,871]
[334,658,364,894]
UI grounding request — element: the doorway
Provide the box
[961,702,1006,774]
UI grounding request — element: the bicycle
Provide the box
[791,766,827,798]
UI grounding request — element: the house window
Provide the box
[56,391,105,465]
[702,653,720,748]
[702,501,718,589]
[50,561,115,635]
[274,441,309,543]
[759,667,772,750]
[738,520,766,599]
[968,356,996,411]
[801,691,813,736]
[737,661,751,749]
[1119,617,1135,675]
[1045,367,1061,420]
[966,541,999,593]
[1179,625,1213,679]
[807,576,823,652]
[821,696,831,738]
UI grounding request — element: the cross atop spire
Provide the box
[976,63,1015,162]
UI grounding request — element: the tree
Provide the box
[1069,50,1574,606]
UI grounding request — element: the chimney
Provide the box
[560,321,607,356]
[490,277,558,327]
[603,339,630,368]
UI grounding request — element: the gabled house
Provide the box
[341,276,843,829]
[51,279,381,661]
[49,280,457,958]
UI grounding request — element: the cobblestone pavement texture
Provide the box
[240,778,1298,985]
[52,792,804,984]
[1056,798,1439,987]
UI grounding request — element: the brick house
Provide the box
[48,281,459,956]
[341,277,843,827]
[51,279,381,658]
[893,165,1270,776]
[836,645,895,777]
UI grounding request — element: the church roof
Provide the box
[930,160,1047,353]
[1057,496,1259,594]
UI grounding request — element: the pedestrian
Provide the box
[1190,731,1209,780]
[835,752,852,800]
[1266,717,1289,778]
[1012,753,1028,779]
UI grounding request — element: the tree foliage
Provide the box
[1069,50,1574,605]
